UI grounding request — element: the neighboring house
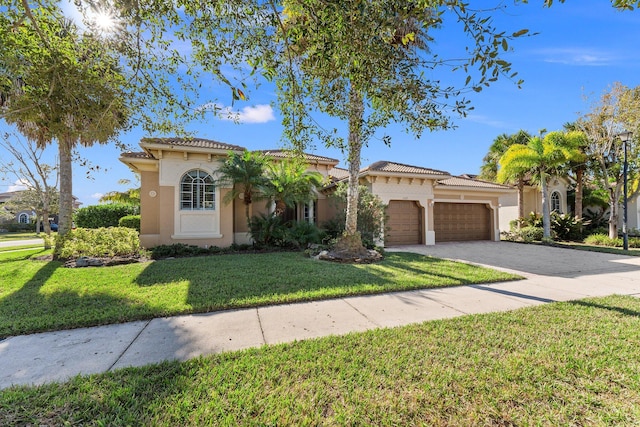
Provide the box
[0,190,81,225]
[120,137,556,248]
[624,193,640,232]
[497,177,570,231]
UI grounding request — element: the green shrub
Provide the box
[118,215,141,232]
[3,223,35,232]
[550,212,583,241]
[584,233,622,247]
[54,227,141,259]
[502,226,543,243]
[74,204,138,229]
[284,221,322,248]
[150,243,209,259]
[327,183,386,247]
[248,213,321,249]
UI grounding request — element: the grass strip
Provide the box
[0,250,520,337]
[2,295,640,425]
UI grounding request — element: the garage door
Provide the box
[386,200,422,245]
[434,202,491,242]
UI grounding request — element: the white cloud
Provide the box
[7,178,31,192]
[91,192,104,199]
[534,48,614,66]
[200,103,276,124]
[464,114,510,129]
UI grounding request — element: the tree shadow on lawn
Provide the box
[132,253,498,314]
[568,297,640,318]
[0,260,154,338]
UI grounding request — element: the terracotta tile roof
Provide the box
[258,149,339,164]
[140,137,246,151]
[438,175,513,190]
[361,161,450,177]
[121,151,153,159]
[328,167,349,181]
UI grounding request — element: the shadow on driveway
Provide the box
[388,241,640,279]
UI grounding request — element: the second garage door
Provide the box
[386,200,422,245]
[434,202,491,242]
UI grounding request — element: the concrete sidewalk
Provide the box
[2,243,640,389]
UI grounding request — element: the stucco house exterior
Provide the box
[120,137,558,248]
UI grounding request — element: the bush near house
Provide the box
[1,222,35,232]
[584,233,640,249]
[74,204,138,229]
[54,227,141,259]
[248,213,322,249]
[118,214,141,232]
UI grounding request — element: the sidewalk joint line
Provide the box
[256,308,266,345]
[108,320,152,372]
[342,298,381,327]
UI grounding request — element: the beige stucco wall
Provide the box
[365,176,436,244]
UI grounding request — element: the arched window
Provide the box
[18,213,29,224]
[550,191,561,213]
[180,170,215,210]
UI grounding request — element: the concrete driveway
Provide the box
[388,241,640,279]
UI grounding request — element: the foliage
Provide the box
[54,227,141,259]
[0,133,59,233]
[501,226,543,243]
[262,156,323,216]
[1,6,130,235]
[327,183,386,248]
[274,1,529,252]
[584,233,640,249]
[498,132,584,238]
[0,222,35,232]
[248,212,322,248]
[0,249,519,337]
[150,243,220,259]
[74,204,138,229]
[217,151,270,223]
[100,179,141,206]
[118,214,141,232]
[550,212,583,241]
[577,82,640,238]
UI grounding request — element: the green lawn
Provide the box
[2,295,640,425]
[0,232,43,241]
[0,244,44,253]
[0,249,520,337]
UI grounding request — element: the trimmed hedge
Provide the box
[118,215,141,232]
[74,204,138,229]
[54,227,141,259]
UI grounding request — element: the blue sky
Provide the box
[2,0,640,206]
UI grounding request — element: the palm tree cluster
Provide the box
[216,151,324,226]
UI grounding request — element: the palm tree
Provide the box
[217,151,270,224]
[100,179,141,206]
[559,124,589,220]
[498,133,584,238]
[263,157,324,217]
[479,130,531,226]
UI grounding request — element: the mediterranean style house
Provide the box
[120,137,567,248]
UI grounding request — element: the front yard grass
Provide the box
[0,232,42,241]
[2,294,640,425]
[0,249,520,337]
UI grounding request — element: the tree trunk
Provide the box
[517,177,525,229]
[58,137,74,236]
[332,87,369,257]
[575,167,584,221]
[541,174,551,238]
[344,88,364,237]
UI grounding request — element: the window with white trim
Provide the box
[550,191,561,213]
[18,213,29,224]
[180,169,215,210]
